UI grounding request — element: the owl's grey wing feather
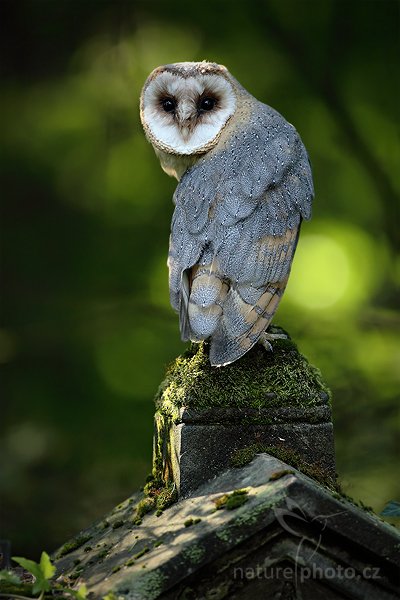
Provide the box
[179,268,191,341]
[168,102,313,365]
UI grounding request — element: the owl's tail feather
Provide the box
[181,262,228,342]
[209,277,288,367]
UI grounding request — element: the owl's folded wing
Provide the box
[208,226,300,366]
[169,103,314,365]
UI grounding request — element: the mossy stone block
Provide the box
[154,331,336,496]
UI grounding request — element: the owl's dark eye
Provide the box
[161,97,176,113]
[200,97,216,111]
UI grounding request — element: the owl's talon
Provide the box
[259,330,289,352]
[264,332,289,340]
[259,333,273,353]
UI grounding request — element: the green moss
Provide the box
[103,593,118,600]
[0,583,36,598]
[69,568,83,580]
[136,497,155,519]
[214,489,249,511]
[125,558,135,567]
[111,565,121,574]
[230,444,339,491]
[156,483,178,511]
[216,484,289,546]
[133,547,150,560]
[155,332,331,414]
[96,545,111,561]
[143,431,178,517]
[334,490,377,514]
[269,469,295,480]
[132,480,177,526]
[55,533,92,558]
[143,475,160,496]
[230,445,263,468]
[226,493,249,510]
[183,517,201,527]
[359,499,374,513]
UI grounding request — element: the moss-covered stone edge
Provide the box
[155,332,331,418]
[229,443,383,516]
[230,443,339,491]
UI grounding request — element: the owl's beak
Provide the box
[180,119,194,141]
[177,102,195,140]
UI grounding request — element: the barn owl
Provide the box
[140,61,313,367]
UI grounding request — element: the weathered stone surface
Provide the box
[154,335,336,496]
[155,411,336,496]
[51,337,398,598]
[53,454,400,600]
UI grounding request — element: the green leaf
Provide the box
[381,500,400,517]
[39,551,56,580]
[12,556,42,580]
[76,583,88,599]
[32,577,51,595]
[0,569,22,585]
[102,593,117,600]
[12,554,54,595]
[66,584,88,599]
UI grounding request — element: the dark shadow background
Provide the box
[1,0,399,558]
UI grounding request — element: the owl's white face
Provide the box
[140,63,237,155]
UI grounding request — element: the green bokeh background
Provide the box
[1,0,399,558]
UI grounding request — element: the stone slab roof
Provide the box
[54,454,400,599]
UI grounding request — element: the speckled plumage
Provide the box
[140,62,313,366]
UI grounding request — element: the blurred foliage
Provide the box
[0,0,399,557]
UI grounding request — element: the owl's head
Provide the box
[140,61,237,155]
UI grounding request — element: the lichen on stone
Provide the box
[181,544,206,565]
[155,331,331,415]
[117,568,165,600]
